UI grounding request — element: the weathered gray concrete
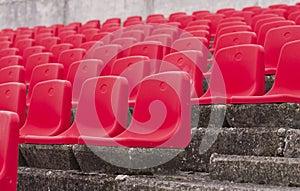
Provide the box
[19,128,281,173]
[210,154,300,187]
[226,103,300,129]
[19,144,80,170]
[284,129,300,158]
[17,167,299,191]
[0,0,299,29]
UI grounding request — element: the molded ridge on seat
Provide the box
[196,44,265,105]
[0,111,19,191]
[79,71,191,148]
[0,82,26,125]
[264,25,300,74]
[20,80,72,143]
[231,39,300,104]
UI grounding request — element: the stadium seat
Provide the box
[151,27,178,41]
[231,39,300,104]
[80,28,100,41]
[82,19,100,29]
[110,56,151,105]
[250,14,278,29]
[171,37,209,52]
[214,25,252,46]
[180,30,210,40]
[184,25,210,32]
[63,34,86,48]
[0,65,25,84]
[58,48,86,79]
[195,44,264,104]
[264,25,300,74]
[0,82,26,125]
[39,37,60,51]
[80,40,103,51]
[126,24,154,37]
[91,32,113,44]
[121,30,145,41]
[146,14,165,23]
[173,15,195,28]
[66,59,103,107]
[213,31,257,53]
[128,41,163,73]
[253,16,285,34]
[89,44,121,75]
[203,13,225,36]
[144,34,172,56]
[257,20,295,45]
[35,33,53,45]
[161,50,205,98]
[231,11,254,24]
[262,8,286,17]
[78,71,191,148]
[0,48,18,58]
[14,38,34,55]
[0,41,11,51]
[27,63,64,106]
[49,43,73,62]
[0,111,19,191]
[22,46,45,65]
[25,52,53,84]
[20,80,72,143]
[219,17,245,23]
[0,55,22,69]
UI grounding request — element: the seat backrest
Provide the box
[14,38,34,55]
[206,44,264,98]
[49,43,73,62]
[0,65,25,84]
[91,32,113,44]
[80,41,103,51]
[264,26,300,73]
[67,59,103,105]
[121,30,145,41]
[267,39,300,95]
[184,25,210,32]
[203,13,225,35]
[250,13,278,28]
[111,37,137,57]
[180,30,210,39]
[151,27,178,41]
[214,31,257,53]
[63,34,86,48]
[35,33,53,45]
[215,25,252,45]
[0,55,22,70]
[0,48,18,59]
[75,76,128,138]
[262,8,286,17]
[0,111,19,191]
[173,15,195,28]
[161,50,204,97]
[39,37,60,51]
[254,16,285,34]
[58,48,86,79]
[0,41,11,51]
[27,63,64,105]
[126,71,191,148]
[0,83,26,125]
[81,28,100,41]
[171,37,209,52]
[231,11,254,24]
[20,80,72,136]
[22,46,45,65]
[144,34,172,56]
[25,52,53,84]
[257,20,295,45]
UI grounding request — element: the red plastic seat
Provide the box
[58,48,86,79]
[195,44,264,104]
[203,14,225,36]
[123,20,144,27]
[216,21,246,33]
[192,10,210,17]
[187,20,211,27]
[91,32,113,44]
[39,37,60,51]
[215,25,252,46]
[144,34,172,56]
[231,40,300,104]
[0,65,25,84]
[128,41,163,73]
[49,43,73,62]
[169,12,186,21]
[25,52,53,84]
[253,16,285,34]
[151,27,178,41]
[173,15,195,28]
[231,11,254,24]
[0,48,18,58]
[219,17,245,23]
[269,4,288,9]
[90,44,121,75]
[0,55,22,69]
[262,8,286,17]
[184,25,210,32]
[257,20,295,45]
[27,63,64,106]
[0,111,19,191]
[180,30,210,40]
[0,83,26,125]
[22,46,45,65]
[35,33,53,45]
[80,41,103,51]
[126,24,154,37]
[287,10,300,21]
[264,25,300,74]
[78,71,191,148]
[160,50,205,98]
[82,19,100,29]
[14,38,34,55]
[67,59,103,107]
[171,37,209,52]
[242,6,262,14]
[80,28,100,41]
[20,80,72,143]
[216,8,235,15]
[0,41,11,51]
[213,31,257,53]
[63,34,86,48]
[58,30,76,40]
[111,56,151,105]
[250,14,278,29]
[120,30,145,41]
[146,14,165,23]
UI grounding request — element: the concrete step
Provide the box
[19,127,283,173]
[210,154,300,187]
[17,167,298,191]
